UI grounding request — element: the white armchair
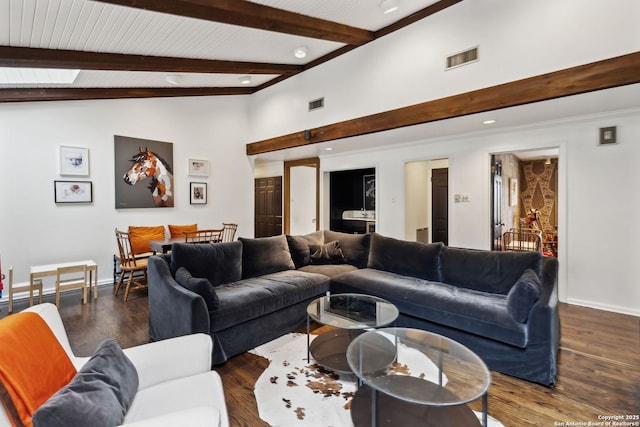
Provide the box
[0,303,229,427]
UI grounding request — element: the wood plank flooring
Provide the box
[2,287,639,426]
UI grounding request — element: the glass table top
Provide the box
[346,327,491,406]
[306,293,399,329]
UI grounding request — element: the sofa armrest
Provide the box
[528,257,560,343]
[123,333,212,390]
[120,406,224,427]
[148,255,210,341]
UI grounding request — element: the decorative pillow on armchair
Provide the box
[32,339,138,427]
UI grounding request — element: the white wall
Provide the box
[0,95,253,293]
[249,0,640,141]
[319,110,640,316]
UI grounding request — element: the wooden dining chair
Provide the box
[115,228,148,301]
[7,266,43,313]
[184,229,223,244]
[55,264,88,307]
[221,223,238,242]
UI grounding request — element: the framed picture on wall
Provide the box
[59,146,89,176]
[363,174,375,210]
[509,178,518,206]
[54,181,92,203]
[190,182,207,204]
[188,158,209,177]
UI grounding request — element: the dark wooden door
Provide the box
[255,176,282,237]
[432,168,448,245]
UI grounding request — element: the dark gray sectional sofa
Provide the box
[147,230,559,385]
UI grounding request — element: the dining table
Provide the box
[148,237,186,254]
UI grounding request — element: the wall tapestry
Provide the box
[114,135,174,209]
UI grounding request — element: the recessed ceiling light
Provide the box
[324,147,333,151]
[293,46,308,59]
[482,119,497,125]
[379,0,399,14]
[0,67,80,84]
[239,76,252,85]
[165,74,181,86]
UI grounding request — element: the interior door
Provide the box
[431,168,449,245]
[254,176,282,237]
[491,156,504,250]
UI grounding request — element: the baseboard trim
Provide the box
[567,298,640,317]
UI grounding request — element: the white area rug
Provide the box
[250,333,504,427]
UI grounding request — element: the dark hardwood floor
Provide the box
[2,285,639,426]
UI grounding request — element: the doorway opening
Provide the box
[329,168,376,234]
[404,159,449,244]
[284,158,319,235]
[490,149,559,257]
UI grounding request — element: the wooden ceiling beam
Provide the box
[94,0,374,45]
[0,46,301,75]
[246,51,640,155]
[0,86,254,103]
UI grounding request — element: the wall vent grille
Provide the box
[446,47,479,70]
[308,97,324,111]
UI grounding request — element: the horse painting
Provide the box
[123,148,174,207]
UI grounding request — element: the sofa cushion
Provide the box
[0,312,77,427]
[129,225,165,255]
[440,247,542,294]
[170,241,242,287]
[507,269,541,322]
[32,339,138,427]
[209,270,329,332]
[175,267,220,310]
[239,235,295,279]
[330,269,527,348]
[286,231,324,268]
[368,233,443,281]
[309,240,345,265]
[323,230,371,269]
[298,263,359,278]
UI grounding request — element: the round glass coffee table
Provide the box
[306,293,399,373]
[347,327,491,427]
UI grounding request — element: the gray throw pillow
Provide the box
[309,240,345,265]
[32,339,138,427]
[286,231,324,268]
[175,267,220,310]
[239,235,295,279]
[506,269,541,322]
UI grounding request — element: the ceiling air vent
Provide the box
[446,46,479,70]
[308,97,324,111]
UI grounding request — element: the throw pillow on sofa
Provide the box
[175,267,220,310]
[309,240,345,265]
[323,230,371,269]
[239,235,295,279]
[286,230,324,268]
[506,269,541,322]
[32,339,138,427]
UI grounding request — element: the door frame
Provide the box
[284,157,320,235]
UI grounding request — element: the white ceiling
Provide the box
[0,0,440,88]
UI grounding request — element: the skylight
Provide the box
[0,68,80,85]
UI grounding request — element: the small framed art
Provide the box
[54,181,93,203]
[59,146,89,176]
[190,182,207,204]
[188,158,209,177]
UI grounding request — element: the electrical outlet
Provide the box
[454,194,461,203]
